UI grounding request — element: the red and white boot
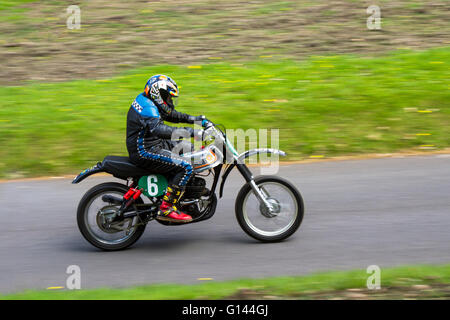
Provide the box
[156,186,192,223]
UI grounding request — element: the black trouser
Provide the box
[130,141,194,187]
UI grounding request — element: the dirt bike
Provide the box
[72,122,304,251]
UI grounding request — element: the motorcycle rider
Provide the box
[126,74,209,223]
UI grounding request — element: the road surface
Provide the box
[1,155,449,293]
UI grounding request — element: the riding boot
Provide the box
[156,186,193,222]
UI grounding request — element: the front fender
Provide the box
[218,148,286,198]
[237,148,286,163]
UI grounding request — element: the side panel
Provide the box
[137,174,168,198]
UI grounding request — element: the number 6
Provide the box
[147,175,158,196]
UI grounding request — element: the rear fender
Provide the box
[72,162,105,184]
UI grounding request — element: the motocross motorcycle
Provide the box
[73,122,304,251]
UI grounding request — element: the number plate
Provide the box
[138,174,168,197]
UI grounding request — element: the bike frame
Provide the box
[197,125,287,213]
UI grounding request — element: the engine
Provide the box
[159,176,217,225]
[183,177,209,199]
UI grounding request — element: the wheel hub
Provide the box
[96,205,124,233]
[259,198,281,218]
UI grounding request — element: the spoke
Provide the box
[242,182,298,237]
[85,191,137,244]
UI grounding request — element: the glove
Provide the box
[193,115,213,128]
[203,120,213,128]
[194,115,206,122]
[196,116,213,128]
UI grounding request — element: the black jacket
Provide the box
[126,93,198,159]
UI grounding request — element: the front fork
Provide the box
[236,163,274,212]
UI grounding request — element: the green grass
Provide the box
[2,264,450,300]
[0,0,34,10]
[0,0,34,22]
[0,47,449,178]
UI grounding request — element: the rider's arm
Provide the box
[165,110,204,124]
[145,118,195,139]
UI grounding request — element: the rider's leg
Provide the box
[131,146,195,222]
[156,160,194,222]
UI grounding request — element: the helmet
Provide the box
[144,74,179,115]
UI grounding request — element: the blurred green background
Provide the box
[0,0,448,178]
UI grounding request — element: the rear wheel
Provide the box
[235,176,304,242]
[77,182,146,251]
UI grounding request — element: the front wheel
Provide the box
[235,176,304,242]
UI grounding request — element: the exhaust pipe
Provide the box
[102,195,122,205]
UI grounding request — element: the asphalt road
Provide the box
[1,155,449,294]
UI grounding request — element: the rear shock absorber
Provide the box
[119,187,143,215]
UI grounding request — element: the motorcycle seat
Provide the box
[102,155,151,180]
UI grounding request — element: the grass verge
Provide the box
[0,47,449,178]
[2,264,450,300]
[1,1,449,84]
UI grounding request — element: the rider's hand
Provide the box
[195,115,212,128]
[195,115,206,122]
[202,120,213,128]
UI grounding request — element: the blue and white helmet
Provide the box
[144,74,179,115]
